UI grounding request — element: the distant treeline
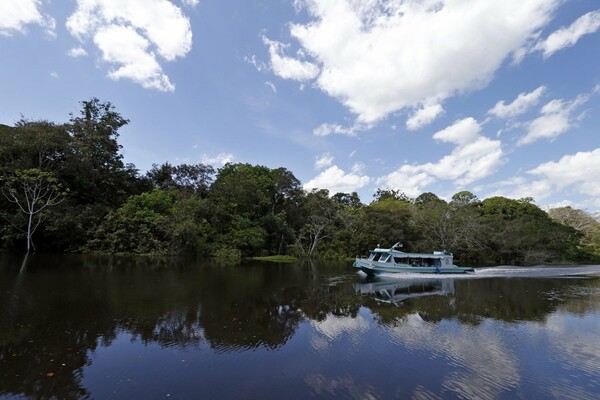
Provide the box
[1,98,599,265]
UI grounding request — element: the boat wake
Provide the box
[369,265,600,280]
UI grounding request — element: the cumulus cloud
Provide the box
[200,152,234,166]
[486,149,600,208]
[488,86,546,119]
[315,152,334,170]
[304,165,370,194]
[535,10,600,58]
[0,0,55,37]
[528,149,600,200]
[66,0,193,91]
[264,0,560,124]
[377,118,504,196]
[517,94,588,146]
[262,35,320,81]
[67,46,88,58]
[406,103,445,130]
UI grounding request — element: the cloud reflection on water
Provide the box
[386,313,520,399]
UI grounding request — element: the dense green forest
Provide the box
[1,98,599,265]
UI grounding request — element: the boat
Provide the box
[353,243,474,276]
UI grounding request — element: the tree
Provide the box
[548,206,600,259]
[269,167,302,214]
[67,98,136,206]
[373,188,410,202]
[147,162,214,197]
[0,120,71,172]
[364,195,414,250]
[1,169,67,252]
[332,192,362,208]
[451,191,480,207]
[295,189,338,256]
[548,207,596,231]
[480,197,579,264]
[414,192,442,207]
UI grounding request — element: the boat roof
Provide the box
[370,248,452,258]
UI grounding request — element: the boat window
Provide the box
[368,253,376,260]
[379,254,391,263]
[393,257,408,264]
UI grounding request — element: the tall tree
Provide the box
[1,169,67,252]
[67,98,135,206]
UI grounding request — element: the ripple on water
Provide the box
[386,315,521,398]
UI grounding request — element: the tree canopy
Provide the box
[1,99,598,264]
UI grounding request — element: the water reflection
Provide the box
[355,278,455,305]
[1,255,599,399]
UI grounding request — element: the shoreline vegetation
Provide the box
[250,255,299,263]
[1,98,599,266]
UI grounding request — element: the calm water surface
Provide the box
[1,254,600,399]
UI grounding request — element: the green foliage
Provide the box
[1,101,597,264]
[250,255,298,262]
[548,206,600,260]
[88,190,176,254]
[147,162,214,197]
[1,169,68,252]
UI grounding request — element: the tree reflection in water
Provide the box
[0,254,599,399]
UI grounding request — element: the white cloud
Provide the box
[528,149,600,200]
[94,25,175,91]
[536,10,600,58]
[315,152,334,170]
[488,86,546,119]
[351,162,365,174]
[66,0,193,91]
[377,118,504,195]
[67,46,88,58]
[262,35,320,81]
[265,0,560,124]
[313,120,370,136]
[406,103,445,130]
[244,54,268,72]
[486,149,600,208]
[304,165,370,194]
[181,0,199,7]
[49,71,59,79]
[517,94,588,146]
[264,81,277,93]
[0,0,55,37]
[376,164,436,198]
[200,152,234,166]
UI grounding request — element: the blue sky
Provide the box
[1,0,599,210]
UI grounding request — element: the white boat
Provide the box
[353,243,474,276]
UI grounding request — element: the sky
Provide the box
[0,0,599,211]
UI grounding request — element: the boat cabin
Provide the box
[367,249,453,267]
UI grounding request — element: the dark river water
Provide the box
[1,254,600,399]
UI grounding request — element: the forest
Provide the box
[1,98,599,266]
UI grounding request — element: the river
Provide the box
[1,254,599,399]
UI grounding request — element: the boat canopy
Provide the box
[369,248,452,259]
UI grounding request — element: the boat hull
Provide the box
[353,259,474,276]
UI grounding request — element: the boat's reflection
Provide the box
[355,277,455,306]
